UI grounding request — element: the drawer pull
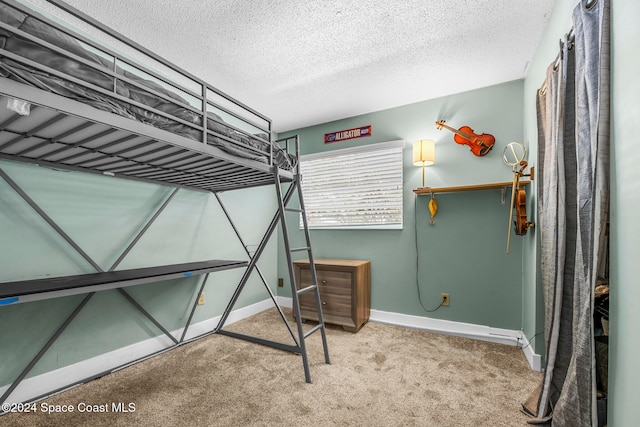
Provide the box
[322,301,327,305]
[321,280,328,284]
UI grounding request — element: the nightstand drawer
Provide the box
[294,259,370,332]
[298,267,352,318]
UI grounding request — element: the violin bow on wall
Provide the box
[435,120,495,157]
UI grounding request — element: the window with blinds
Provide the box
[299,140,404,229]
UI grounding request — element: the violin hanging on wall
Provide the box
[513,162,534,236]
[435,120,495,156]
[503,142,535,254]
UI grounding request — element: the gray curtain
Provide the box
[528,0,610,425]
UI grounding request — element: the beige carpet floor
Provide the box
[3,308,542,426]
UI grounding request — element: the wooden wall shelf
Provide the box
[413,180,530,195]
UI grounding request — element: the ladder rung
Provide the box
[296,285,317,295]
[304,324,324,339]
[285,207,303,213]
[290,247,310,252]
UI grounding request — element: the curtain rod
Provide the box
[541,0,600,92]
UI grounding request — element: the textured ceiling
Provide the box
[27,0,555,132]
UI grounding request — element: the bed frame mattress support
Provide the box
[0,78,293,194]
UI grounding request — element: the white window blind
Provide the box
[299,140,404,229]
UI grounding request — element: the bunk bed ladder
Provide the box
[275,168,331,383]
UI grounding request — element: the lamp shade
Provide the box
[413,140,435,166]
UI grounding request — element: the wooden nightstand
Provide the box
[293,259,371,332]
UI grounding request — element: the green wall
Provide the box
[609,0,639,424]
[0,159,278,387]
[279,80,527,329]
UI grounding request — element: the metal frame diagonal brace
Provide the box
[215,154,330,383]
[0,293,95,406]
[214,193,299,346]
[214,177,296,331]
[0,167,103,272]
[0,169,213,406]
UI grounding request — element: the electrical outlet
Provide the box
[198,292,205,305]
[440,293,450,307]
[278,278,284,288]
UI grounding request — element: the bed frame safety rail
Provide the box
[0,0,275,166]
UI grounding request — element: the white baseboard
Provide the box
[1,297,542,406]
[0,298,275,406]
[370,309,521,345]
[278,296,541,371]
[181,298,276,341]
[369,309,542,371]
[518,333,543,372]
[276,295,292,308]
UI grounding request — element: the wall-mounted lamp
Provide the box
[413,139,435,188]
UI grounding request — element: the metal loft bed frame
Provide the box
[0,0,329,409]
